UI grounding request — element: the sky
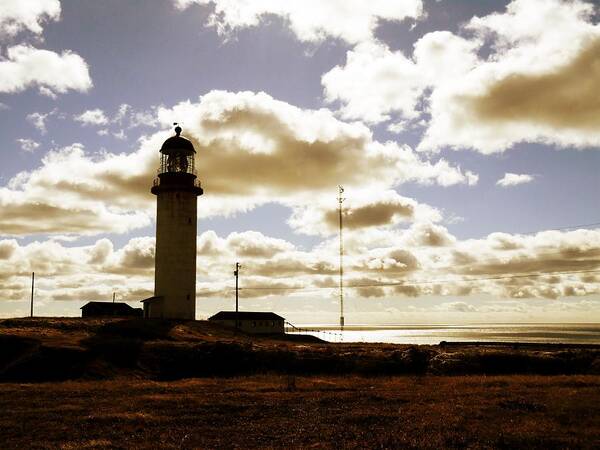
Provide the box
[0,0,599,324]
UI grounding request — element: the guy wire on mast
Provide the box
[338,186,345,329]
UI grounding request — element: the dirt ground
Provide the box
[1,375,599,449]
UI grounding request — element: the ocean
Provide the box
[289,324,600,345]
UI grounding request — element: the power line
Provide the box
[234,269,600,293]
[516,221,600,235]
[345,269,600,288]
[213,221,600,296]
[235,247,600,289]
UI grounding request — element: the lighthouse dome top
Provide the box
[160,125,195,155]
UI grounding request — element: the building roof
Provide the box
[140,296,163,304]
[80,301,138,313]
[208,311,285,321]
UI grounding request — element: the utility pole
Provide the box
[234,262,241,328]
[30,272,34,318]
[112,292,116,303]
[338,186,345,329]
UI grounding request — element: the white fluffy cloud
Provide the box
[16,138,40,153]
[0,90,477,237]
[0,45,92,96]
[155,90,476,216]
[26,111,52,134]
[0,143,153,236]
[322,0,600,153]
[288,190,442,236]
[496,173,534,187]
[1,226,598,318]
[322,30,482,125]
[0,0,60,36]
[420,0,600,153]
[0,1,93,98]
[74,109,109,126]
[175,0,423,45]
[323,41,423,123]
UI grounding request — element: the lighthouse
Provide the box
[142,125,203,320]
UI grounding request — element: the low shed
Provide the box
[208,311,285,334]
[81,301,143,318]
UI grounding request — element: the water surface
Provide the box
[289,324,600,345]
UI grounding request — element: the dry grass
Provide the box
[0,375,599,449]
[2,318,599,382]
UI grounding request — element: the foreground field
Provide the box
[1,375,599,449]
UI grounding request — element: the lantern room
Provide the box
[158,125,196,175]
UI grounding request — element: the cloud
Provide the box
[288,190,441,236]
[465,38,600,133]
[323,41,423,123]
[16,138,40,153]
[226,231,294,258]
[496,173,534,187]
[450,229,600,283]
[112,129,126,140]
[159,91,476,198]
[0,143,152,237]
[0,45,92,96]
[440,302,478,312]
[88,238,113,265]
[74,109,109,126]
[321,30,479,124]
[175,0,423,45]
[403,222,456,247]
[109,103,160,129]
[0,0,61,36]
[419,0,600,153]
[116,237,155,271]
[0,196,149,236]
[0,226,599,314]
[0,90,475,237]
[321,0,600,153]
[26,111,52,134]
[0,240,18,259]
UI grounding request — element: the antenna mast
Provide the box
[338,186,345,329]
[30,272,34,318]
[234,262,241,329]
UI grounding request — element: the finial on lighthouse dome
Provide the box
[174,123,182,136]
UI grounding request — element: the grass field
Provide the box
[2,318,599,381]
[1,318,599,448]
[1,375,599,449]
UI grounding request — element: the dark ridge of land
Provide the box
[1,317,599,382]
[1,375,599,449]
[440,341,600,349]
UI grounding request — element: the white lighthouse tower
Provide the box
[142,125,203,320]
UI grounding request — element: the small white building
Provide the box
[208,311,285,334]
